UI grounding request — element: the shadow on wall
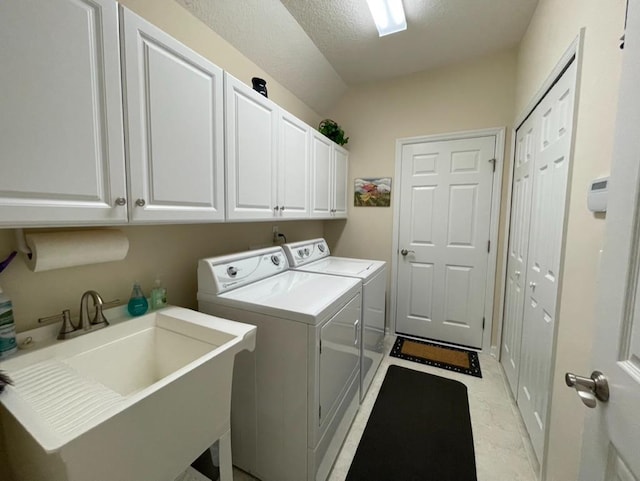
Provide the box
[323,219,347,255]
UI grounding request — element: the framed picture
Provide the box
[354,177,392,207]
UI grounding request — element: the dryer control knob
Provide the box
[271,255,280,266]
[304,248,310,256]
[318,244,325,253]
[298,249,304,257]
[227,266,238,277]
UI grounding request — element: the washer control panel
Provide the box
[283,238,330,267]
[198,247,288,294]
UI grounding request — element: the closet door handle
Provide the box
[135,198,146,207]
[515,270,521,278]
[114,197,126,207]
[354,319,360,346]
[529,281,537,290]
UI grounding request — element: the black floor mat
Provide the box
[346,365,477,481]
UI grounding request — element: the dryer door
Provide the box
[318,293,361,431]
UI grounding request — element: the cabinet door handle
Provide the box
[273,205,279,212]
[114,197,126,206]
[135,198,146,207]
[279,206,285,211]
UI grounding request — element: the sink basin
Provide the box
[0,307,256,481]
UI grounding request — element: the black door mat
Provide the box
[346,365,477,481]
[390,336,482,378]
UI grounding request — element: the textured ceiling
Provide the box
[177,0,539,114]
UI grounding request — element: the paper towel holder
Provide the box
[15,229,32,260]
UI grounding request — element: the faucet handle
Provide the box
[101,299,121,309]
[91,298,119,327]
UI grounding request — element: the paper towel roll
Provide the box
[25,230,129,272]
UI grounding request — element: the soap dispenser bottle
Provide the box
[127,282,149,316]
[150,278,167,310]
[0,286,17,359]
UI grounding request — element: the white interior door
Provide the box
[578,1,640,478]
[395,135,496,348]
[517,60,577,462]
[501,111,537,395]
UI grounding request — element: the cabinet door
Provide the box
[121,8,225,223]
[278,110,310,219]
[310,132,333,218]
[332,145,349,218]
[225,74,278,220]
[0,0,127,226]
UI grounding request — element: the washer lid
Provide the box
[198,270,361,325]
[294,256,386,279]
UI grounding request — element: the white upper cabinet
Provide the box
[225,73,279,220]
[278,111,311,219]
[310,133,349,219]
[120,7,225,223]
[0,0,127,226]
[332,145,349,218]
[310,132,333,218]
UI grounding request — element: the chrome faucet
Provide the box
[38,290,117,340]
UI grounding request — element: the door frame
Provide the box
[390,127,505,352]
[495,33,584,364]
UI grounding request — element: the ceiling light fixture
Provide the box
[366,0,407,37]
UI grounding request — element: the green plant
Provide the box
[318,119,349,146]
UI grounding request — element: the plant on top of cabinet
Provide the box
[318,119,349,146]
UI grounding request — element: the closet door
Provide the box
[501,112,537,396]
[517,60,577,461]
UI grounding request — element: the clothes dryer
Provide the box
[197,247,361,481]
[283,238,386,402]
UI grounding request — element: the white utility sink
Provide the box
[0,307,256,481]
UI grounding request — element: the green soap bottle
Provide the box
[150,278,167,310]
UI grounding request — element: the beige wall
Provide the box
[514,1,625,481]
[324,48,517,339]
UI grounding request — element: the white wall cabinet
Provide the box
[310,132,349,219]
[0,0,128,226]
[1,1,345,227]
[278,110,311,219]
[120,7,225,224]
[225,73,312,221]
[225,73,278,220]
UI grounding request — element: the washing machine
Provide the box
[197,247,362,481]
[283,238,386,402]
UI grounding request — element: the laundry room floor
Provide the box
[231,337,538,481]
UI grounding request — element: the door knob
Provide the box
[135,198,146,207]
[400,249,415,256]
[114,197,126,206]
[565,371,609,408]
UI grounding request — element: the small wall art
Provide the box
[354,177,392,207]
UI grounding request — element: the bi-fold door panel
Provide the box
[501,114,536,396]
[508,60,577,462]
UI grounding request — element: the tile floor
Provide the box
[231,337,538,481]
